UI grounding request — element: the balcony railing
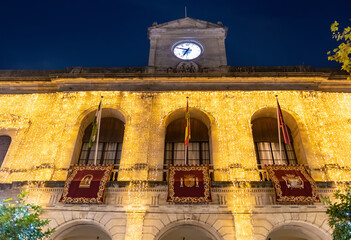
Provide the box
[257,168,270,181]
[71,163,313,182]
[256,164,312,181]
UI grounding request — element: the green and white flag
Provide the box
[88,97,103,148]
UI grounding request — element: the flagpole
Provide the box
[185,96,189,166]
[276,95,282,163]
[94,96,103,165]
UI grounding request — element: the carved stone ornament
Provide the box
[176,61,199,73]
[0,113,30,128]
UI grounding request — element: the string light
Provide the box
[1,90,350,181]
[125,181,147,240]
[1,89,351,239]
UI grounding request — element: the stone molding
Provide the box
[151,218,230,240]
[0,184,334,240]
[0,73,349,94]
[253,218,332,240]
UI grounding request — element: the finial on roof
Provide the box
[185,6,187,18]
[152,22,158,26]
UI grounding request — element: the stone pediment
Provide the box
[149,17,224,30]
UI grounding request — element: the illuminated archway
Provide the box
[70,106,128,168]
[158,107,219,180]
[52,220,113,240]
[266,221,332,240]
[0,113,29,169]
[251,107,310,166]
[155,221,224,240]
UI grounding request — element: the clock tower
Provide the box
[147,17,228,73]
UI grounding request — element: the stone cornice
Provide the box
[0,67,349,94]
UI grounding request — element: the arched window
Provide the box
[78,117,124,166]
[0,135,11,167]
[165,118,210,166]
[252,117,297,166]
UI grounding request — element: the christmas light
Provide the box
[1,90,351,183]
[1,89,350,239]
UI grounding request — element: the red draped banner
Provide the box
[167,165,212,203]
[265,165,320,203]
[60,165,113,204]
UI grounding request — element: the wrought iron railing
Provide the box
[70,163,313,182]
[256,164,312,181]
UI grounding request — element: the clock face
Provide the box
[173,42,202,60]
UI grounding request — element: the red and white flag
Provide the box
[277,99,291,145]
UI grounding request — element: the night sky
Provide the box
[1,0,350,70]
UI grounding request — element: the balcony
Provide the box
[109,163,318,182]
[0,179,334,210]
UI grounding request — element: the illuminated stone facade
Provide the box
[1,90,351,183]
[0,18,349,240]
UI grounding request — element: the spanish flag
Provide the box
[277,99,291,145]
[185,98,191,146]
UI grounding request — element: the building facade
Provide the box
[0,17,349,240]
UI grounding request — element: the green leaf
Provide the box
[0,191,55,240]
[331,21,339,32]
[328,20,351,77]
[325,186,351,240]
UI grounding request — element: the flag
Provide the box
[185,98,191,146]
[89,97,103,148]
[277,99,291,145]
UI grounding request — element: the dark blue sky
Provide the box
[0,0,350,69]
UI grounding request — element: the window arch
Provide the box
[165,118,210,166]
[78,117,124,166]
[252,117,297,166]
[0,135,11,167]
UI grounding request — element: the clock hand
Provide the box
[176,47,188,50]
[183,48,190,56]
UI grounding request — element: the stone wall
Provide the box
[0,182,334,240]
[1,91,351,183]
